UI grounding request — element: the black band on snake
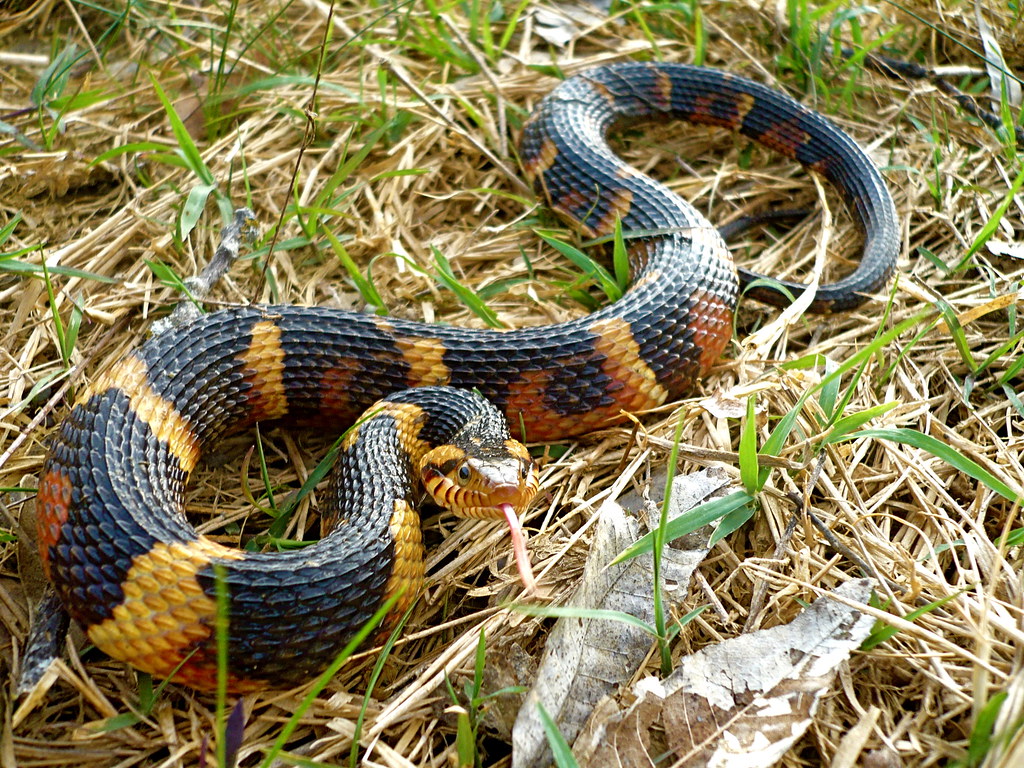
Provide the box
[36,61,899,690]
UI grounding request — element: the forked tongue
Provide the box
[500,503,536,593]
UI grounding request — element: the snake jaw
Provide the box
[420,440,539,518]
[420,440,539,591]
[466,456,540,511]
[472,460,539,592]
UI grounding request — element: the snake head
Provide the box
[419,436,540,591]
[418,437,538,519]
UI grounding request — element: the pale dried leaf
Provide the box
[986,239,1024,259]
[531,2,610,48]
[975,4,1022,108]
[512,469,733,768]
[700,389,769,419]
[532,8,579,48]
[700,391,749,420]
[577,579,874,768]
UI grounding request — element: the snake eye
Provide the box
[457,463,471,485]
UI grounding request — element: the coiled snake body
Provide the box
[36,62,899,690]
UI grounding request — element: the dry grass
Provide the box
[2,1,1024,766]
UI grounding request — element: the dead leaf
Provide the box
[986,239,1024,260]
[512,469,733,768]
[576,579,875,768]
[532,8,579,48]
[700,389,770,420]
[481,643,538,739]
[531,3,610,48]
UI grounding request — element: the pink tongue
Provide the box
[500,503,537,593]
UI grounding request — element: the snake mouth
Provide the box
[419,442,539,591]
[500,502,537,593]
[418,475,538,592]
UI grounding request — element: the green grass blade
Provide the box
[496,0,530,55]
[816,355,840,420]
[91,141,170,166]
[739,393,759,493]
[349,600,416,768]
[692,4,706,64]
[861,587,966,651]
[323,227,387,314]
[252,423,279,517]
[181,183,218,239]
[32,43,81,108]
[0,212,22,244]
[145,260,200,308]
[708,503,756,547]
[965,692,1009,768]
[537,704,580,768]
[430,246,505,328]
[611,217,630,291]
[39,257,70,368]
[933,297,977,375]
[149,73,215,185]
[213,564,230,768]
[149,72,222,237]
[666,603,709,641]
[537,232,622,302]
[851,428,1021,503]
[824,284,899,427]
[761,308,935,481]
[962,163,1024,263]
[823,402,899,445]
[0,257,117,282]
[268,409,383,540]
[612,491,755,566]
[651,415,688,673]
[455,709,476,767]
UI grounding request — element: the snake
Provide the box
[35,61,899,691]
